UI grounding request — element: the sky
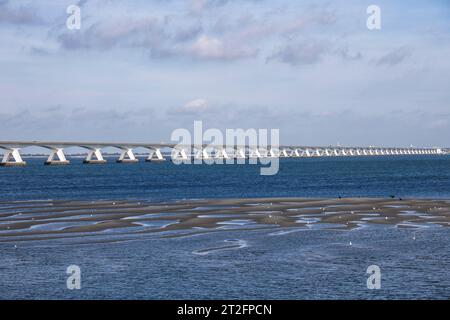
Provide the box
[0,0,449,147]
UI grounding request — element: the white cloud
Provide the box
[188,35,257,60]
[180,98,209,113]
[190,36,224,58]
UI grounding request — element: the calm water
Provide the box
[1,156,450,299]
[1,156,450,201]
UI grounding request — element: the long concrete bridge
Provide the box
[0,141,448,166]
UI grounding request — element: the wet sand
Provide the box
[0,197,449,243]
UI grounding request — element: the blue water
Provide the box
[1,156,450,299]
[1,225,449,299]
[1,156,450,201]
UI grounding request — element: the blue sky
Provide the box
[1,0,449,147]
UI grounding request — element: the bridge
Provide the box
[0,140,448,166]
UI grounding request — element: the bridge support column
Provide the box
[215,149,229,159]
[83,148,106,164]
[0,148,26,166]
[171,148,189,162]
[117,148,138,163]
[290,149,300,157]
[194,148,210,161]
[249,149,262,159]
[268,149,278,158]
[146,148,165,162]
[45,148,70,165]
[235,148,246,159]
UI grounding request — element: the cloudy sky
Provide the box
[1,0,449,147]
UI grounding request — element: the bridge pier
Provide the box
[215,148,229,160]
[83,148,106,164]
[45,148,70,165]
[171,148,189,162]
[291,149,300,157]
[249,148,262,159]
[0,148,26,166]
[268,149,278,158]
[146,148,165,162]
[235,148,246,159]
[194,148,210,161]
[259,149,268,158]
[117,148,138,163]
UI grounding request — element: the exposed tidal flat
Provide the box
[0,197,449,243]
